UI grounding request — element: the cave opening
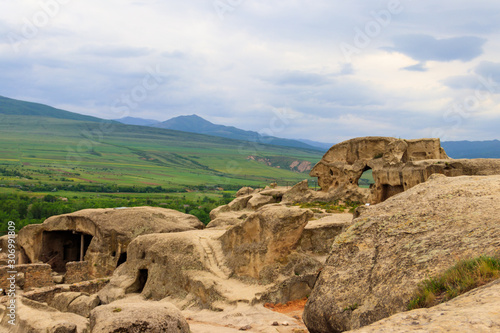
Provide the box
[40,231,93,273]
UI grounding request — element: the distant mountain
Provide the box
[298,139,334,151]
[114,116,159,126]
[442,140,500,159]
[0,95,106,122]
[153,115,321,151]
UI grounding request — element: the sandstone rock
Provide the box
[50,292,82,313]
[297,214,352,254]
[68,294,100,318]
[90,298,189,333]
[17,207,204,278]
[236,187,256,197]
[228,195,253,211]
[347,279,500,333]
[303,175,500,332]
[246,193,278,209]
[220,205,313,279]
[0,297,88,333]
[310,136,500,204]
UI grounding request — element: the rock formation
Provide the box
[98,204,328,307]
[348,279,500,333]
[90,297,190,333]
[17,207,204,278]
[310,136,500,203]
[303,174,500,332]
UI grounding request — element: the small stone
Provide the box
[272,321,279,326]
[293,315,300,320]
[53,275,64,284]
[239,325,252,331]
[282,321,289,326]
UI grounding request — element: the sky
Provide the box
[1,0,499,143]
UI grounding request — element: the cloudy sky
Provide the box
[1,0,499,143]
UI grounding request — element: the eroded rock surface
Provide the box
[220,205,313,279]
[310,136,500,203]
[303,174,500,333]
[90,297,189,333]
[347,279,500,333]
[17,207,204,278]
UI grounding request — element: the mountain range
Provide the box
[115,115,500,159]
[1,95,499,159]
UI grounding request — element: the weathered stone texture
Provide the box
[303,175,500,333]
[65,261,90,284]
[0,264,54,292]
[310,136,500,204]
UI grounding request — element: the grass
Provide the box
[294,200,361,213]
[407,255,500,310]
[0,114,323,192]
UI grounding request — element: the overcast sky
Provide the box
[1,0,499,142]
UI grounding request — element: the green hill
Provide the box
[0,95,106,122]
[0,97,322,193]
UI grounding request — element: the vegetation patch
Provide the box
[407,255,500,310]
[295,200,360,213]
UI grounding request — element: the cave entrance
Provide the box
[381,184,405,202]
[126,269,149,294]
[358,167,375,188]
[40,231,93,273]
[117,252,128,267]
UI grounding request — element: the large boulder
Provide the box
[348,279,500,333]
[303,174,500,332]
[220,204,313,279]
[90,298,189,333]
[0,297,89,333]
[17,207,204,278]
[49,292,100,318]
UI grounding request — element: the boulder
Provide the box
[220,205,313,279]
[246,193,278,209]
[348,279,500,333]
[90,298,189,333]
[0,297,88,333]
[236,187,256,197]
[68,294,100,318]
[303,175,500,332]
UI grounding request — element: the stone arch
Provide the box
[358,166,375,188]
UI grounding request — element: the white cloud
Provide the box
[0,0,499,142]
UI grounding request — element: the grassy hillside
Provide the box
[0,95,105,122]
[0,113,322,193]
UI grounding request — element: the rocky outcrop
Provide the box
[310,136,500,204]
[17,207,204,278]
[303,174,500,332]
[348,279,500,333]
[0,297,89,333]
[220,205,314,279]
[90,297,189,333]
[49,292,100,318]
[98,204,330,309]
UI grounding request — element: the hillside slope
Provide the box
[0,95,105,122]
[154,114,321,150]
[0,99,322,192]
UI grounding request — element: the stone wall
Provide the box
[0,264,54,293]
[65,261,90,284]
